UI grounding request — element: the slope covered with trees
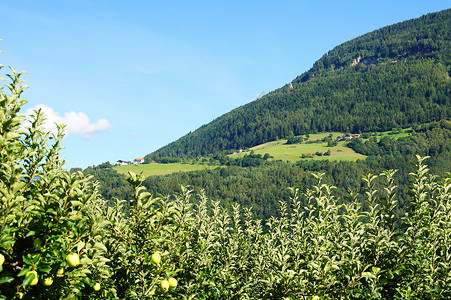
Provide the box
[138,121,449,220]
[147,8,451,160]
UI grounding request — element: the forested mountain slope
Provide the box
[139,121,450,220]
[147,8,450,160]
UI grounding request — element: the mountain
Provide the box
[146,8,451,161]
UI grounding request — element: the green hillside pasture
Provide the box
[232,133,366,162]
[376,128,412,140]
[114,163,219,176]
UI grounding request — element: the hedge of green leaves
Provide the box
[1,56,450,299]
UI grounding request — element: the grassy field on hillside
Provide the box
[253,141,366,162]
[376,129,411,139]
[118,130,412,175]
[231,132,365,162]
[114,163,219,176]
[231,129,413,162]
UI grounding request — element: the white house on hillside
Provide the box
[116,160,130,166]
[134,158,145,165]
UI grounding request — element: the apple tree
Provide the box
[0,55,114,299]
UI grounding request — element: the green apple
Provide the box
[93,282,101,291]
[43,277,53,286]
[66,253,80,267]
[0,253,4,265]
[168,277,177,288]
[151,252,161,264]
[26,270,39,286]
[161,279,170,293]
[57,268,64,275]
[33,238,42,250]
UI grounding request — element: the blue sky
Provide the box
[1,1,449,169]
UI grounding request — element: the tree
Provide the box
[0,64,113,298]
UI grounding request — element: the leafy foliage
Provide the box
[170,157,450,299]
[0,65,114,299]
[81,162,133,203]
[101,174,192,298]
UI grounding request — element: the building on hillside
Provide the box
[134,158,145,165]
[116,160,130,166]
[337,134,361,141]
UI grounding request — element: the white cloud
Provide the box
[23,104,113,139]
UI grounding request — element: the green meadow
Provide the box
[114,163,219,176]
[235,129,413,162]
[116,130,412,175]
[230,132,366,162]
[375,129,412,139]
[252,141,366,162]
